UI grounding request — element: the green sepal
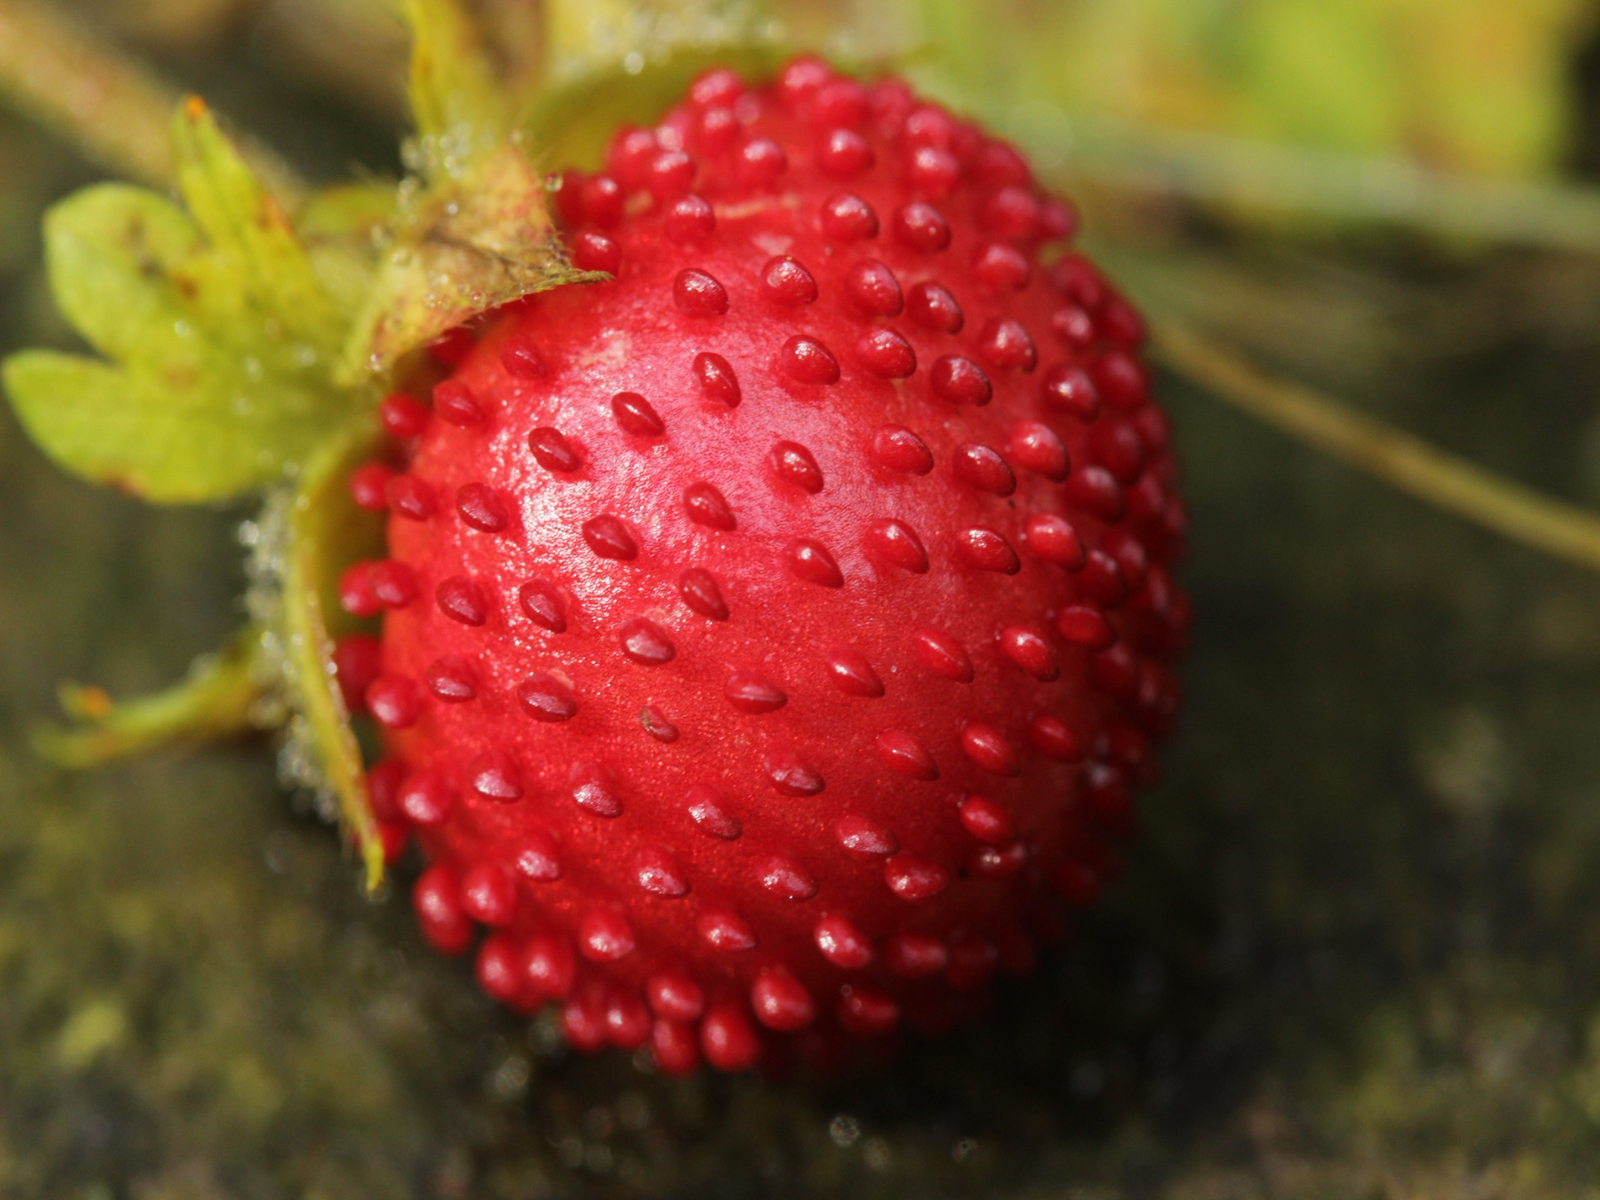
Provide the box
[32,629,266,768]
[296,182,399,317]
[280,418,390,892]
[402,0,505,146]
[336,144,603,381]
[2,101,360,504]
[170,98,348,352]
[537,0,772,88]
[522,43,789,171]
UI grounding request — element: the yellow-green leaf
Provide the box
[4,350,341,502]
[43,183,207,365]
[338,144,601,381]
[171,98,347,353]
[3,108,363,503]
[902,0,1596,182]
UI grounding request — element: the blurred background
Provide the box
[6,0,1600,1196]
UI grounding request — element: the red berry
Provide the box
[907,281,963,333]
[701,1003,761,1071]
[433,380,485,425]
[500,334,547,379]
[821,193,878,241]
[476,934,525,1004]
[695,107,740,155]
[364,61,1183,1072]
[813,79,868,129]
[366,675,420,728]
[818,128,874,178]
[385,475,436,521]
[573,231,621,274]
[366,759,408,823]
[871,425,934,475]
[349,462,395,511]
[779,336,840,385]
[894,202,951,252]
[844,260,903,317]
[689,68,742,111]
[379,393,430,439]
[332,635,382,712]
[666,195,716,244]
[931,355,992,406]
[582,175,624,227]
[427,325,474,366]
[761,256,819,306]
[736,137,788,188]
[399,771,454,826]
[413,865,472,954]
[652,1019,700,1074]
[674,268,729,317]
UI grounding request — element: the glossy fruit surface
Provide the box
[344,57,1188,1073]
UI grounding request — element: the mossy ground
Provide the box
[8,63,1600,1200]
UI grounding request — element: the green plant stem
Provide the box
[0,0,178,188]
[1019,108,1600,255]
[0,0,303,201]
[1152,318,1600,576]
[31,628,265,768]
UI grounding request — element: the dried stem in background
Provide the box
[0,0,303,201]
[1153,318,1600,576]
[1030,110,1600,257]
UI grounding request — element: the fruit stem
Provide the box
[0,0,304,200]
[1033,110,1600,255]
[1152,318,1600,576]
[31,628,267,768]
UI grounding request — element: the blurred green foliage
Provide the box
[46,0,1600,179]
[898,0,1598,177]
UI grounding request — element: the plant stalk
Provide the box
[1024,109,1600,256]
[0,0,304,201]
[1152,318,1600,576]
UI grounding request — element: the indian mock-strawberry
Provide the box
[336,56,1188,1075]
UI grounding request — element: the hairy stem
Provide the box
[1152,319,1600,576]
[0,0,304,201]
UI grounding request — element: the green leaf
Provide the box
[4,351,341,502]
[43,182,208,366]
[171,98,347,354]
[3,102,361,503]
[349,4,785,382]
[901,0,1595,182]
[338,144,602,381]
